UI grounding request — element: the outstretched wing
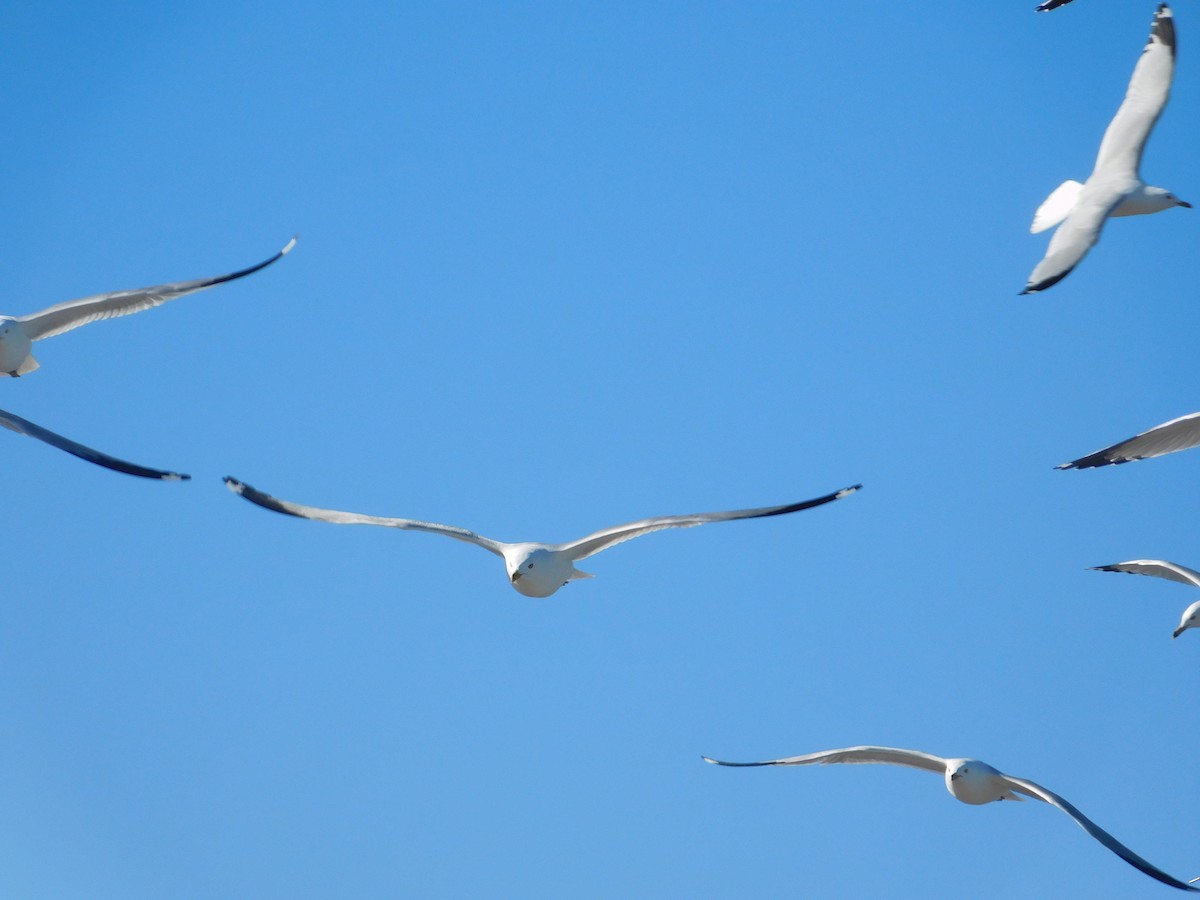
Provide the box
[1093,4,1176,179]
[1090,559,1200,589]
[0,407,188,480]
[1021,188,1123,294]
[1057,411,1200,469]
[702,745,947,775]
[559,484,861,562]
[223,476,506,557]
[1004,775,1200,892]
[18,236,297,341]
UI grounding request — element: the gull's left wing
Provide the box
[0,407,188,480]
[1021,189,1124,294]
[558,484,861,562]
[1092,4,1176,179]
[1004,775,1200,892]
[1057,411,1200,469]
[702,745,947,775]
[1091,559,1200,588]
[18,236,297,341]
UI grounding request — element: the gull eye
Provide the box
[527,563,534,569]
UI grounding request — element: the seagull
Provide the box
[1057,411,1200,469]
[1035,0,1076,10]
[1,407,187,480]
[1022,4,1189,294]
[1091,560,1200,638]
[0,236,296,377]
[223,476,861,597]
[702,746,1200,892]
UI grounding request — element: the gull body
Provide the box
[224,477,861,598]
[1058,410,1200,469]
[1091,559,1200,638]
[0,237,295,377]
[1023,4,1189,294]
[0,406,187,480]
[702,745,1200,891]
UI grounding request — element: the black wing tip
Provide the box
[1151,4,1175,52]
[701,756,756,767]
[223,475,246,493]
[1056,452,1135,470]
[1021,267,1074,296]
[170,472,192,482]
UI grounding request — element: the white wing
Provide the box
[1004,775,1200,892]
[17,237,296,341]
[558,484,861,562]
[223,476,507,557]
[1021,186,1123,294]
[1092,4,1176,179]
[0,407,188,480]
[1090,559,1200,588]
[702,745,947,775]
[1031,180,1084,234]
[1057,411,1200,469]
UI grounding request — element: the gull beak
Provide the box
[950,771,960,781]
[511,571,522,582]
[1179,200,1193,208]
[1173,627,1184,638]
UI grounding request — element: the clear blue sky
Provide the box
[1,2,1197,898]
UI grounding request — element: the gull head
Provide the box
[0,317,32,375]
[1144,186,1191,211]
[1174,599,1200,639]
[944,759,1008,805]
[504,545,582,598]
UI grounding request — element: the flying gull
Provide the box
[223,476,861,597]
[0,236,296,377]
[1091,560,1200,638]
[1057,411,1200,469]
[1022,4,1189,294]
[1,407,187,480]
[1035,0,1076,11]
[702,746,1200,891]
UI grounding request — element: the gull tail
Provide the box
[1031,180,1083,234]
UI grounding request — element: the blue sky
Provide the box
[1,2,1197,897]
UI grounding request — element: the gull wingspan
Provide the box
[18,236,296,341]
[1091,559,1200,589]
[1003,775,1200,892]
[558,484,861,562]
[703,745,948,774]
[1021,188,1124,294]
[0,407,188,480]
[223,476,507,557]
[1093,4,1176,179]
[1057,411,1200,469]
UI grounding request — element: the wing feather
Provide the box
[1057,411,1200,469]
[223,476,506,557]
[1091,560,1200,588]
[1022,188,1123,294]
[1004,775,1200,892]
[0,407,188,480]
[559,484,861,562]
[1093,4,1176,178]
[18,236,296,341]
[702,745,947,774]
